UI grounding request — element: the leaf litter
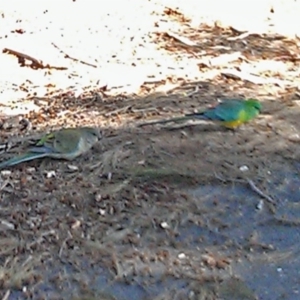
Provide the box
[1,1,300,299]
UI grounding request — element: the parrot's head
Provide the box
[246,99,262,113]
[83,127,103,145]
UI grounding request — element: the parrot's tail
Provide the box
[0,152,49,169]
[184,112,209,120]
[138,113,210,127]
[138,116,187,127]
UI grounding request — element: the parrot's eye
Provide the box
[90,130,101,139]
[250,100,262,112]
[255,103,262,111]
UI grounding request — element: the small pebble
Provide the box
[239,165,249,172]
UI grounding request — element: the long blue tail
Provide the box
[0,152,49,169]
[185,112,209,119]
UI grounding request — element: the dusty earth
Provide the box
[1,1,300,300]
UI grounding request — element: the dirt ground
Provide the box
[1,1,300,300]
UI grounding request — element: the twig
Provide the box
[130,107,159,114]
[28,229,56,249]
[271,216,300,227]
[221,69,289,87]
[246,179,276,205]
[164,31,201,48]
[214,172,277,205]
[213,171,244,183]
[103,105,132,117]
[185,85,199,97]
[227,31,252,41]
[0,180,13,191]
[58,236,72,258]
[0,142,11,154]
[52,42,97,68]
[1,290,10,300]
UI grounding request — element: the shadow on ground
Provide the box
[1,25,300,300]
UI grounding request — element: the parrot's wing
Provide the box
[52,129,82,154]
[33,128,80,154]
[0,152,49,169]
[205,101,244,122]
[28,145,58,154]
[35,132,55,146]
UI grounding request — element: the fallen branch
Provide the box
[2,48,67,70]
[3,48,44,69]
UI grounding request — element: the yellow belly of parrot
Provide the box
[221,120,244,129]
[221,110,250,129]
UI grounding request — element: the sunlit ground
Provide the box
[0,1,300,299]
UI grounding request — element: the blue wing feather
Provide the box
[28,145,56,154]
[191,100,244,122]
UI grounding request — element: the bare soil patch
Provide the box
[1,1,300,299]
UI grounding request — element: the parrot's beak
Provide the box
[97,130,103,140]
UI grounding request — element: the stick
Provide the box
[51,42,97,68]
[3,48,67,70]
[246,179,276,205]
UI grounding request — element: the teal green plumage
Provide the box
[138,99,262,128]
[0,127,101,169]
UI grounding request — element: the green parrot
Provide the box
[138,99,262,129]
[0,127,101,169]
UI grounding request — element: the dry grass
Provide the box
[1,1,300,299]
